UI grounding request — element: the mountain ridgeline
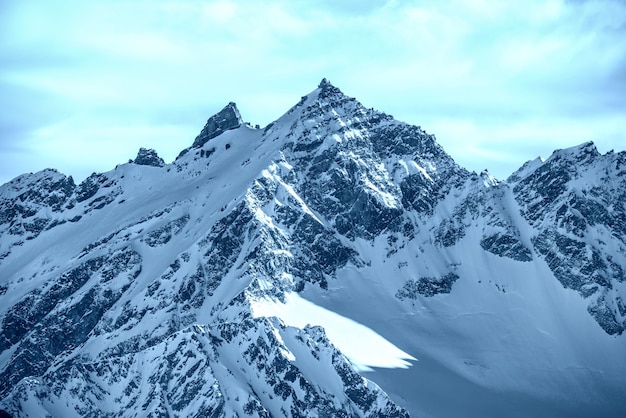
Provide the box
[1,79,625,417]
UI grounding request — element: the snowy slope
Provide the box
[1,79,626,417]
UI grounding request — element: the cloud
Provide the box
[0,0,625,184]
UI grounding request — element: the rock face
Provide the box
[512,142,626,334]
[1,79,625,417]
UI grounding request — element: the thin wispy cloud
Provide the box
[1,0,624,184]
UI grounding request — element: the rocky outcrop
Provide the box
[192,102,243,149]
[132,147,165,167]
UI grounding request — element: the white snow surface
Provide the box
[251,291,416,371]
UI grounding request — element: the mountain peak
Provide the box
[318,77,332,89]
[559,140,598,156]
[480,169,499,187]
[3,81,626,418]
[192,102,243,148]
[548,140,600,166]
[317,77,343,99]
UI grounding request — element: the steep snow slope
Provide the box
[1,79,625,417]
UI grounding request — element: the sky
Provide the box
[1,0,625,185]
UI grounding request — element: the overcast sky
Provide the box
[1,0,625,185]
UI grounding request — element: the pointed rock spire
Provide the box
[317,77,343,99]
[192,102,243,148]
[132,148,165,167]
[480,169,499,187]
[318,77,332,89]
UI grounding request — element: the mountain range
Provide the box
[1,79,625,417]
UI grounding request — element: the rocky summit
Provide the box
[0,80,625,417]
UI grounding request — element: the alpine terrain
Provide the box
[1,79,625,417]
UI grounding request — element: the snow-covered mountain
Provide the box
[1,79,625,417]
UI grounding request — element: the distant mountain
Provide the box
[1,79,625,417]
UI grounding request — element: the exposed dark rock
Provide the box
[75,172,107,203]
[143,215,189,247]
[132,147,165,167]
[396,273,460,299]
[192,102,242,149]
[0,248,141,397]
[481,232,533,262]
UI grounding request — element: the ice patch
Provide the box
[251,292,416,371]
